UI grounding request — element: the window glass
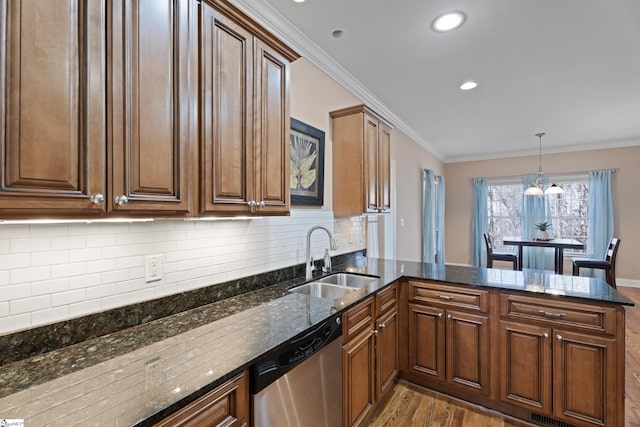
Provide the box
[486,175,588,254]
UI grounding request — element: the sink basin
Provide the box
[289,282,359,299]
[315,273,379,288]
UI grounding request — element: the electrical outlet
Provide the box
[145,254,162,283]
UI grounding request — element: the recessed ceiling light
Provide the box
[332,29,345,39]
[293,0,305,2]
[432,11,466,32]
[460,80,478,91]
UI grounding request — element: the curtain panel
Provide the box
[471,178,488,267]
[585,169,614,279]
[422,170,445,264]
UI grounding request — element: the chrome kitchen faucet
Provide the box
[305,225,337,280]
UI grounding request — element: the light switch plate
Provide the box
[144,254,162,283]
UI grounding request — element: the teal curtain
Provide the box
[521,174,554,270]
[422,170,435,263]
[585,170,614,279]
[471,178,487,267]
[435,175,446,264]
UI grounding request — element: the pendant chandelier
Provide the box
[524,132,564,196]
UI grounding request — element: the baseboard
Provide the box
[616,278,640,288]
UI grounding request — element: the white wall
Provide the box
[0,211,364,334]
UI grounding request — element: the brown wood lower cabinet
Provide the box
[399,279,625,427]
[343,284,398,427]
[405,282,491,396]
[153,371,249,427]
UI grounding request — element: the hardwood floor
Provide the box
[623,286,640,427]
[367,286,640,427]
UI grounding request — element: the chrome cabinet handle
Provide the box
[447,314,452,320]
[556,334,563,341]
[258,201,265,208]
[378,323,386,330]
[543,333,549,339]
[437,294,453,300]
[89,193,104,205]
[438,313,443,318]
[372,329,378,336]
[115,195,129,206]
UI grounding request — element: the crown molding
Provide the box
[229,0,444,161]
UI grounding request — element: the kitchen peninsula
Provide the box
[0,256,632,427]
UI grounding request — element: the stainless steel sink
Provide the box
[289,282,359,299]
[314,273,379,288]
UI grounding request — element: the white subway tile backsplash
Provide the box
[10,266,51,284]
[11,237,51,253]
[32,306,70,326]
[0,301,8,317]
[11,294,50,315]
[32,278,69,296]
[0,253,31,270]
[52,235,87,250]
[52,262,87,279]
[51,289,86,306]
[0,211,365,334]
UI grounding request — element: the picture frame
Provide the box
[290,117,325,206]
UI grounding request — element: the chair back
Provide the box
[606,237,621,264]
[483,233,494,255]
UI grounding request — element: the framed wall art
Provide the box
[290,118,325,206]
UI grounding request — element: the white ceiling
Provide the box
[234,0,640,162]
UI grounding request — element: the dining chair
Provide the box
[572,237,621,288]
[483,233,518,270]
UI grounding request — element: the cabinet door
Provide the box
[553,330,616,426]
[500,320,552,413]
[446,310,490,395]
[376,306,398,399]
[363,114,379,213]
[201,4,253,214]
[407,303,445,382]
[343,328,375,427]
[0,0,106,215]
[110,0,195,214]
[378,123,391,212]
[253,39,290,214]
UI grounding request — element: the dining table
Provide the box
[502,236,585,274]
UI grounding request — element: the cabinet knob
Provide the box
[115,195,129,206]
[438,313,443,318]
[543,333,549,339]
[372,329,378,336]
[89,193,104,205]
[556,334,563,341]
[258,201,266,208]
[447,314,452,320]
[378,323,386,329]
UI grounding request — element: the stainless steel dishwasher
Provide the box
[251,313,342,426]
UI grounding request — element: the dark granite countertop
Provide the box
[0,258,632,426]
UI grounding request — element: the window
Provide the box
[487,175,588,254]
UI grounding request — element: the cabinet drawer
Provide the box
[153,371,248,426]
[500,294,615,334]
[408,281,489,313]
[375,283,397,317]
[343,297,374,344]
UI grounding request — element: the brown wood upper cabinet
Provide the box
[0,0,107,216]
[0,0,196,217]
[109,0,196,215]
[200,1,296,216]
[330,105,393,216]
